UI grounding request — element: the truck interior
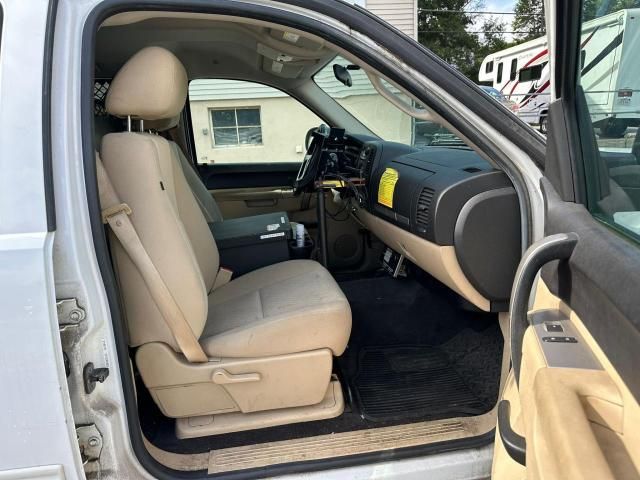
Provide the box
[88,11,520,475]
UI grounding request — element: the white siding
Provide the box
[190,79,287,101]
[365,0,418,39]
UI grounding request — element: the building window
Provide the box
[497,62,504,83]
[485,61,494,74]
[211,107,262,147]
[510,58,518,81]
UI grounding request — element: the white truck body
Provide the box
[0,1,522,478]
[479,8,640,136]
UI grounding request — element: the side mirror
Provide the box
[333,64,352,87]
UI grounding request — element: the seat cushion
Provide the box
[200,260,351,358]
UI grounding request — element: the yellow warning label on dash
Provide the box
[378,168,399,208]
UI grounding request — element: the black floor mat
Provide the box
[353,346,488,422]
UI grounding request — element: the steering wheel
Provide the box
[294,124,330,194]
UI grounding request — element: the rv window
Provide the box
[519,64,543,82]
[497,62,503,83]
[485,61,494,74]
[510,58,518,81]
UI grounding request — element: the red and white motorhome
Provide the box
[479,36,549,132]
[480,8,640,137]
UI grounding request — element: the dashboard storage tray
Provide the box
[209,212,291,277]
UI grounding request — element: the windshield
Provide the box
[314,57,464,148]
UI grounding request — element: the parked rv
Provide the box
[478,35,549,132]
[480,8,640,137]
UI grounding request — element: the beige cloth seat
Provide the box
[172,142,224,223]
[152,119,224,223]
[99,46,351,420]
[203,260,350,358]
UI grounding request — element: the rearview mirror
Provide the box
[333,64,352,87]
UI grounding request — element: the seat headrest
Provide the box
[106,47,187,121]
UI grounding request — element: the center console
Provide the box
[209,212,294,277]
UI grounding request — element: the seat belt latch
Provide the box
[102,203,132,224]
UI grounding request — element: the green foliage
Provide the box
[417,0,483,79]
[583,0,640,20]
[512,0,546,41]
[417,0,552,81]
[418,0,517,81]
[416,0,639,82]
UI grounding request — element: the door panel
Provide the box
[210,186,300,218]
[198,162,300,191]
[494,0,640,477]
[198,163,306,218]
[493,188,640,478]
[494,277,640,479]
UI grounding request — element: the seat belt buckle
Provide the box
[102,203,132,224]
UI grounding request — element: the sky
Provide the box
[484,0,516,10]
[479,0,517,41]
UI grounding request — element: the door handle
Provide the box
[510,233,578,385]
[498,400,526,465]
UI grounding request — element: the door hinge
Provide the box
[56,299,86,378]
[56,298,86,326]
[76,424,102,475]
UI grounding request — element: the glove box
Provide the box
[209,212,292,277]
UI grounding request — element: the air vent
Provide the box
[415,187,434,234]
[361,146,375,179]
[344,145,360,163]
[462,167,482,173]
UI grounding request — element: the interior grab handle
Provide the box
[509,232,578,385]
[498,400,526,465]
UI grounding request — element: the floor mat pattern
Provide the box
[353,345,489,422]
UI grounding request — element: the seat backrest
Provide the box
[170,141,224,223]
[101,46,219,350]
[146,115,223,223]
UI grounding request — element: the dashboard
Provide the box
[339,134,521,312]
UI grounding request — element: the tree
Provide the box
[480,16,510,52]
[512,0,546,41]
[583,0,640,20]
[471,16,512,82]
[417,0,484,79]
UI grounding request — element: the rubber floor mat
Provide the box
[353,346,488,422]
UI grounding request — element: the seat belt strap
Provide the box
[96,157,209,363]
